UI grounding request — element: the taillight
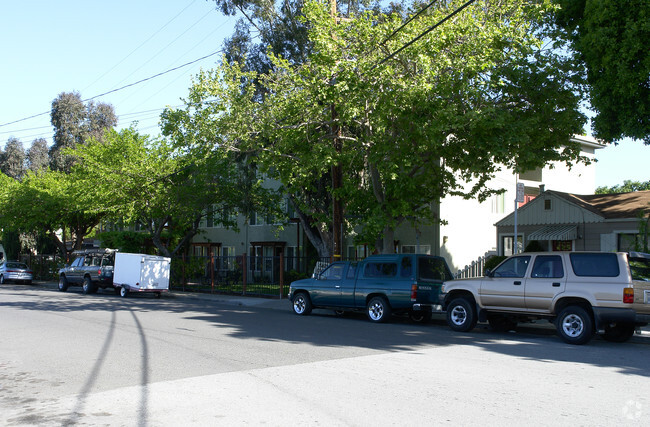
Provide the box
[623,288,634,304]
[97,269,102,275]
[411,284,417,301]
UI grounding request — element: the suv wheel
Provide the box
[367,296,391,323]
[82,277,92,295]
[409,309,432,323]
[292,292,312,315]
[446,297,477,332]
[58,276,69,292]
[556,305,593,345]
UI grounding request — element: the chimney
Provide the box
[539,184,545,193]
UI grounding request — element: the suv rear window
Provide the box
[570,253,620,277]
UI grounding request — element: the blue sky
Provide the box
[0,0,647,189]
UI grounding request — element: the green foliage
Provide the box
[187,0,587,254]
[0,137,26,180]
[96,231,152,254]
[553,0,650,143]
[484,255,507,271]
[523,240,545,252]
[595,180,650,194]
[49,92,117,172]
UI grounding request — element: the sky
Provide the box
[0,0,647,189]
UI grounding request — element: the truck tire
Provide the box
[82,276,93,295]
[292,292,312,315]
[446,297,477,332]
[58,275,69,292]
[409,309,432,323]
[602,323,635,343]
[366,296,392,323]
[0,274,4,284]
[120,286,128,298]
[556,305,593,345]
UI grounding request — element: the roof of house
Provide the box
[496,190,650,227]
[548,190,650,219]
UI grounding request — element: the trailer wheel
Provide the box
[154,292,161,299]
[120,287,128,298]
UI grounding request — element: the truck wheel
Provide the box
[367,296,392,323]
[602,323,635,343]
[488,314,517,332]
[446,297,477,332]
[556,306,593,345]
[82,277,93,295]
[292,292,312,315]
[120,287,128,298]
[0,274,4,284]
[58,276,69,292]
[409,310,432,323]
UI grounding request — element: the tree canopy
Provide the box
[596,180,650,194]
[553,0,650,144]
[179,0,587,256]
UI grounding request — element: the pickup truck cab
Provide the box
[58,249,116,294]
[289,254,453,323]
[439,251,650,344]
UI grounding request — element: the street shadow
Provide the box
[2,284,649,381]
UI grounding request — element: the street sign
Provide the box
[516,182,525,203]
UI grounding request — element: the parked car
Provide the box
[58,249,116,294]
[439,251,650,345]
[0,261,33,285]
[289,254,453,323]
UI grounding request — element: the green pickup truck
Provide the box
[288,254,453,323]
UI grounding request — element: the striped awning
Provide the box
[528,225,577,241]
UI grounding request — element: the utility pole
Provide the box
[330,0,344,260]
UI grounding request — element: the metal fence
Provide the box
[170,254,328,298]
[17,252,336,298]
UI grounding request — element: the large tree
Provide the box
[0,137,26,180]
[27,138,50,173]
[553,0,650,144]
[179,0,587,256]
[71,127,281,257]
[49,91,117,172]
[0,169,103,259]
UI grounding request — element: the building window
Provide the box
[502,235,523,256]
[347,245,368,260]
[401,244,431,255]
[544,199,552,211]
[492,193,506,214]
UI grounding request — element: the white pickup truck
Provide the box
[439,252,650,345]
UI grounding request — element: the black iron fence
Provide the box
[170,254,329,298]
[17,252,330,298]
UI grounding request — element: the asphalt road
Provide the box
[1,283,649,426]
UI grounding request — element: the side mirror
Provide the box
[484,269,492,277]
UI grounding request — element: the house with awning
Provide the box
[495,189,650,254]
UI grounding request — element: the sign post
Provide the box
[514,182,524,254]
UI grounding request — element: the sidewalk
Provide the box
[36,280,290,311]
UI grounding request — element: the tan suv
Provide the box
[439,252,650,345]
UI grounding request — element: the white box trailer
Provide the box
[113,252,171,298]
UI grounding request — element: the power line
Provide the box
[81,0,199,94]
[372,0,477,71]
[0,50,224,129]
[379,0,440,46]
